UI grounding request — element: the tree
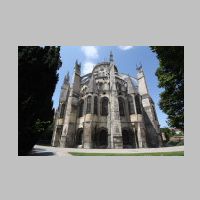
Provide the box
[37,122,54,145]
[18,46,62,155]
[160,127,176,142]
[151,46,184,130]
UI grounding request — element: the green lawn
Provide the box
[68,151,184,156]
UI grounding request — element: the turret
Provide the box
[137,65,162,147]
[109,51,114,62]
[108,56,123,148]
[59,60,81,148]
[51,71,70,147]
[71,60,81,96]
[83,74,98,149]
[137,65,149,96]
[60,72,70,103]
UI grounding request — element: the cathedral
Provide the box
[51,52,162,149]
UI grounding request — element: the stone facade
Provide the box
[51,52,162,149]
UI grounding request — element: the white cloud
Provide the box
[81,46,99,59]
[118,46,133,50]
[82,61,95,75]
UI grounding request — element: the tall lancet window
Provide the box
[101,97,109,116]
[86,96,92,114]
[116,83,122,91]
[94,96,98,115]
[99,82,103,91]
[135,94,142,114]
[60,103,65,118]
[79,99,84,117]
[128,95,135,114]
[118,97,125,116]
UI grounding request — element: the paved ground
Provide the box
[29,145,184,156]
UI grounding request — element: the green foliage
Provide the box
[33,119,51,134]
[166,140,179,147]
[179,131,184,136]
[37,122,54,145]
[166,140,184,147]
[151,46,184,130]
[18,46,62,155]
[160,127,176,141]
[177,140,184,146]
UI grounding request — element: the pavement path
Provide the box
[29,145,184,156]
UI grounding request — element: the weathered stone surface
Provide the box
[52,54,162,149]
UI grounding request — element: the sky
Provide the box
[52,46,168,128]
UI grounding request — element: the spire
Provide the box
[136,63,143,73]
[63,72,70,84]
[86,74,98,94]
[137,64,149,95]
[109,51,114,62]
[75,59,81,72]
[66,71,70,81]
[109,61,117,91]
[137,63,145,80]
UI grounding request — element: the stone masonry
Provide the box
[51,52,162,149]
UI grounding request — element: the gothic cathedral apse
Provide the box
[52,52,162,149]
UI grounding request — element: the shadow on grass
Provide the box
[28,147,55,156]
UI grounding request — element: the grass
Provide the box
[68,151,184,156]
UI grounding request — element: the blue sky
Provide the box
[52,46,168,128]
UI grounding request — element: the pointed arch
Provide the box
[79,99,84,117]
[101,97,109,116]
[118,97,125,116]
[60,103,65,118]
[116,82,122,91]
[86,96,92,114]
[76,128,83,146]
[94,96,98,115]
[135,94,142,114]
[128,95,135,115]
[122,128,136,148]
[94,127,108,148]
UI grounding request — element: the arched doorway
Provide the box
[94,128,108,148]
[122,129,134,148]
[118,97,125,116]
[76,129,83,147]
